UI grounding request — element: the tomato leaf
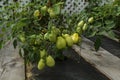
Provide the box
[13,39,17,49]
[106,31,116,39]
[19,48,24,57]
[52,4,61,15]
[94,37,101,51]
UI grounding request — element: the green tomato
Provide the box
[46,55,55,67]
[34,10,40,17]
[65,35,73,47]
[48,33,57,42]
[38,59,45,70]
[88,17,94,23]
[56,36,66,49]
[78,20,84,27]
[41,6,47,12]
[62,34,69,38]
[49,11,56,18]
[82,23,88,31]
[76,27,82,34]
[47,8,53,13]
[40,49,46,58]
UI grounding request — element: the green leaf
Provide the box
[94,22,102,28]
[89,31,97,37]
[98,30,107,35]
[19,48,24,57]
[13,39,17,49]
[106,31,116,39]
[12,21,27,31]
[106,23,115,30]
[52,4,61,15]
[105,20,114,25]
[94,37,101,51]
[51,0,56,4]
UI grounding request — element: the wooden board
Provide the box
[0,41,25,80]
[72,37,120,80]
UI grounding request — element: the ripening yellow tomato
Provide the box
[71,33,79,44]
[34,10,40,17]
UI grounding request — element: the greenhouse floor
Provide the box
[0,41,25,80]
[0,37,120,80]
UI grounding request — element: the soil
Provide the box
[28,49,109,80]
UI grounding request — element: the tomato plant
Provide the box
[0,0,119,70]
[78,0,120,51]
[0,0,93,70]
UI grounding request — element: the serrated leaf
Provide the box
[94,37,101,51]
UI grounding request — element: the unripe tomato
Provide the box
[56,36,66,49]
[49,11,56,18]
[41,6,47,12]
[65,35,73,47]
[47,8,53,13]
[38,59,45,70]
[34,10,40,17]
[88,17,94,23]
[48,33,57,42]
[78,20,84,27]
[76,27,82,34]
[62,34,69,38]
[46,55,55,67]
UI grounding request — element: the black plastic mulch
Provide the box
[31,49,109,80]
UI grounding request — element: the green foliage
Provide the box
[78,1,120,51]
[0,0,120,64]
[94,36,102,51]
[0,0,82,64]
